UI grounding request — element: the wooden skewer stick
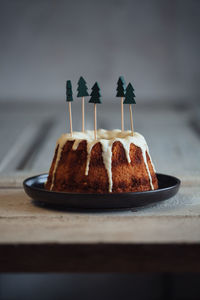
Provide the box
[129,104,134,136]
[82,97,85,132]
[68,102,73,136]
[121,97,124,131]
[94,103,97,140]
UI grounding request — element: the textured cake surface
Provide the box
[45,129,158,193]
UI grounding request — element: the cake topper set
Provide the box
[23,76,180,206]
[66,76,136,140]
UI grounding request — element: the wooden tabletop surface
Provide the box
[1,101,200,272]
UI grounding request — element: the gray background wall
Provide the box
[0,0,200,103]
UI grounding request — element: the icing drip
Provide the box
[101,140,113,192]
[72,139,82,151]
[50,144,63,190]
[50,129,155,192]
[142,148,154,190]
[85,141,96,175]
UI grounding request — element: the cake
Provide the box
[45,129,158,193]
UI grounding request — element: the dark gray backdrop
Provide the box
[0,0,199,103]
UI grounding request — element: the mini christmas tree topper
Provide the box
[89,82,102,139]
[66,80,73,136]
[77,76,89,132]
[124,82,136,136]
[116,76,126,131]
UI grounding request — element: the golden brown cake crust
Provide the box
[45,132,158,193]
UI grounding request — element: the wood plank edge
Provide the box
[0,243,200,273]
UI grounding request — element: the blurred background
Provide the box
[0,0,200,299]
[0,0,200,103]
[1,0,200,175]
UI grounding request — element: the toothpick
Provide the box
[121,97,124,131]
[68,102,73,136]
[82,97,85,132]
[129,104,134,136]
[94,103,97,140]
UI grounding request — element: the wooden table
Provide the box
[1,101,200,272]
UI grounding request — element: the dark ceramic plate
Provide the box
[23,173,180,210]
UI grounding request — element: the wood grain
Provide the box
[1,186,200,244]
[0,102,200,272]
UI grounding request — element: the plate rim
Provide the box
[23,173,181,196]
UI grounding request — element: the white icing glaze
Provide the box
[146,147,156,173]
[101,139,113,192]
[50,129,155,192]
[85,141,96,176]
[50,137,66,190]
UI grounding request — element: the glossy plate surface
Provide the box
[23,173,180,210]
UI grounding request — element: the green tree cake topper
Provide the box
[89,82,102,139]
[66,80,73,102]
[77,76,89,97]
[66,80,73,136]
[116,76,126,131]
[116,76,126,97]
[77,76,89,132]
[124,82,136,135]
[89,82,102,104]
[123,83,136,104]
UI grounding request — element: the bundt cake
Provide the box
[45,129,158,193]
